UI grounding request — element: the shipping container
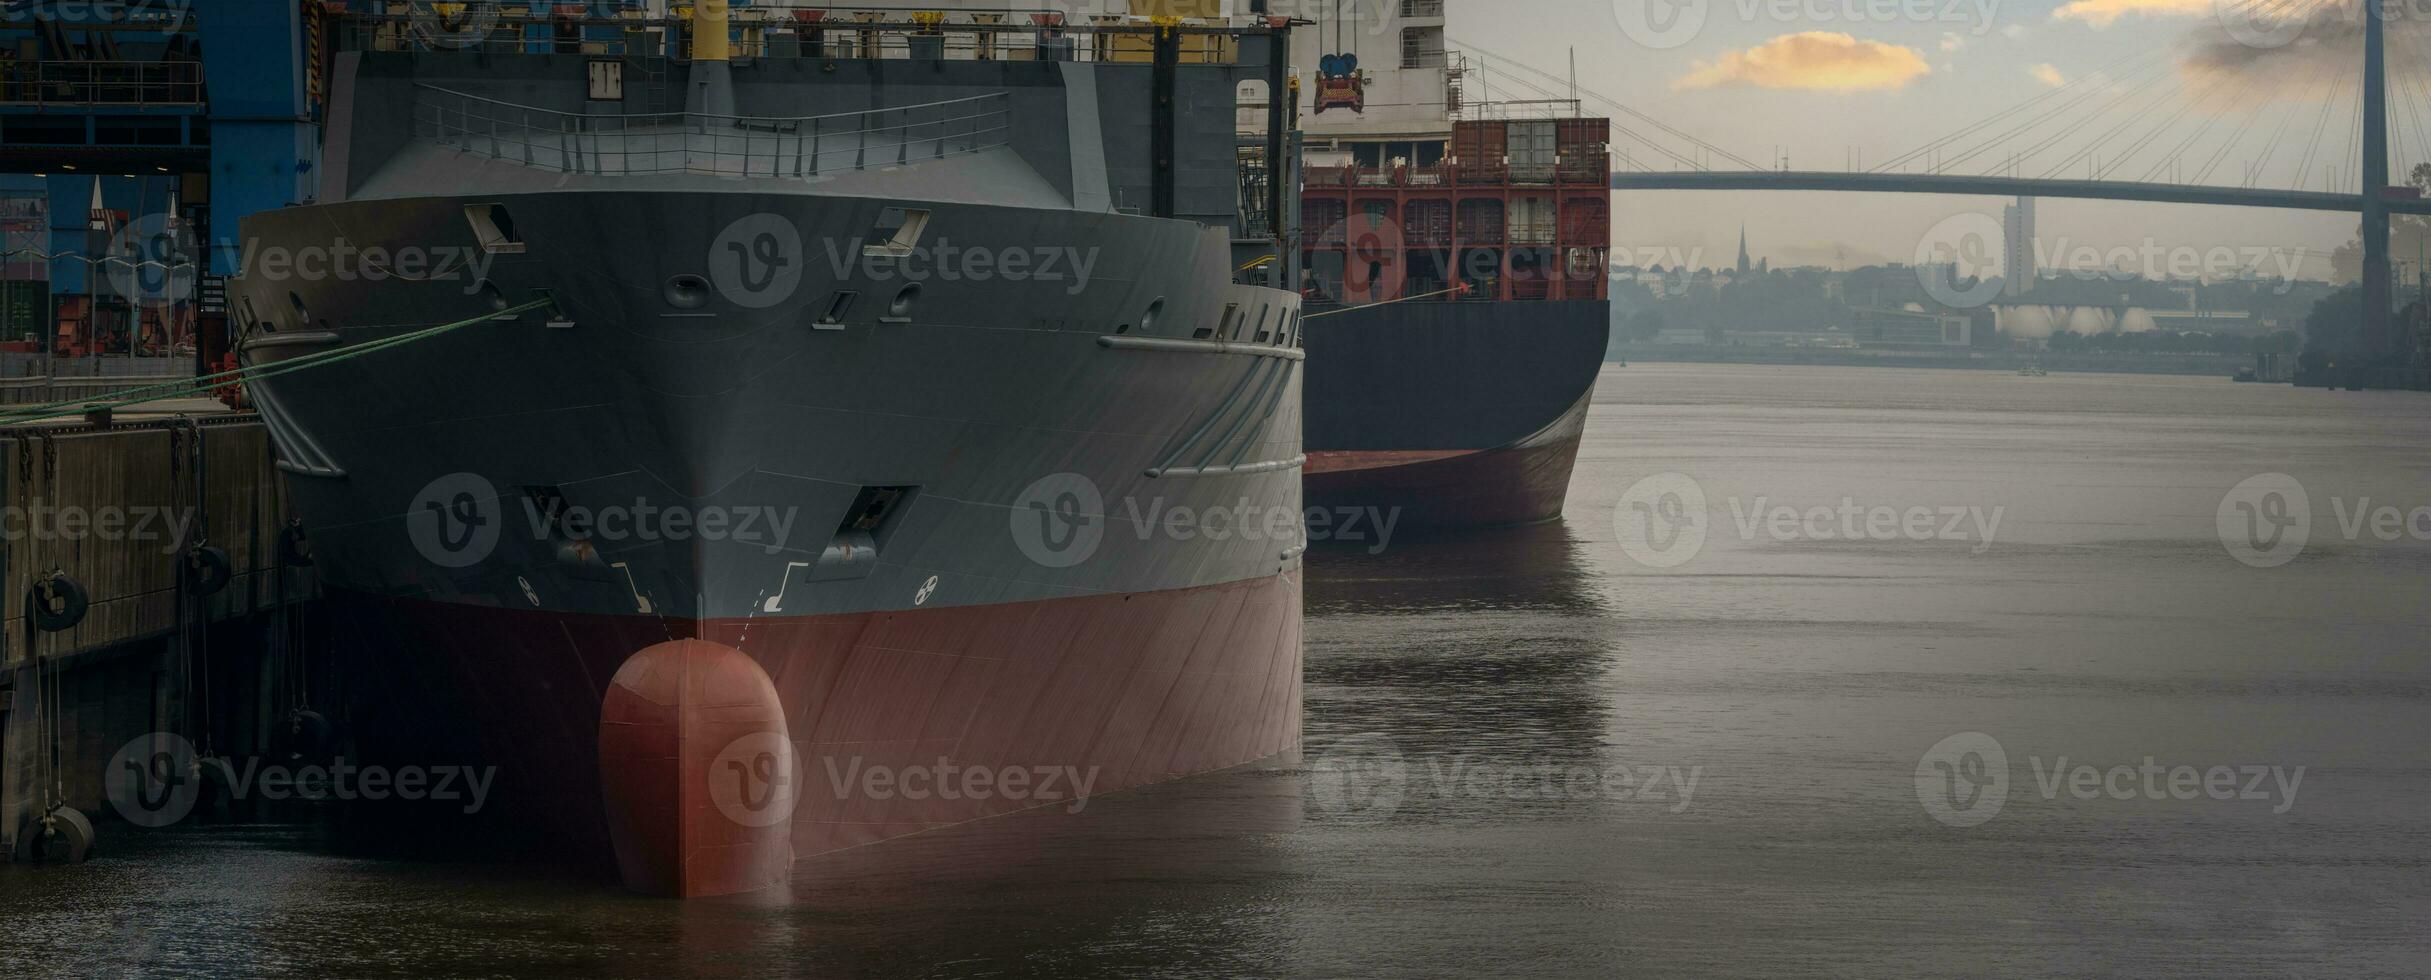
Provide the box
[1508,196,1556,245]
[1508,120,1557,183]
[1559,197,1609,244]
[1458,198,1506,243]
[1348,199,1400,251]
[1453,121,1507,183]
[1556,118,1610,183]
[1304,198,1347,246]
[1406,199,1453,246]
[1353,198,1397,228]
[1556,118,1609,152]
[1,279,47,344]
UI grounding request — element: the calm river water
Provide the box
[4,363,2427,978]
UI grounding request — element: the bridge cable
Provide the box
[2136,61,2271,185]
[1871,28,2193,175]
[2346,82,2365,194]
[2395,30,2431,179]
[2207,0,2346,189]
[2086,0,2312,182]
[2100,58,2258,182]
[1467,59,1702,170]
[1468,44,1768,170]
[1465,58,1699,170]
[2190,46,2316,186]
[1888,0,2298,178]
[2127,15,2315,186]
[2396,56,2428,179]
[1955,55,2182,177]
[1462,58,1693,169]
[2027,56,2211,180]
[1451,38,1768,171]
[2294,74,2351,193]
[2226,43,2340,187]
[1934,53,2182,176]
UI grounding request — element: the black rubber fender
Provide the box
[282,709,335,764]
[278,520,315,568]
[35,805,95,864]
[30,571,89,633]
[183,544,233,597]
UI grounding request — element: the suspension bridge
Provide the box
[1457,0,2429,352]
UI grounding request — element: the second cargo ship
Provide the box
[1287,2,1612,530]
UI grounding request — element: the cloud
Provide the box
[2002,24,2029,40]
[1940,32,1967,53]
[2051,0,2214,27]
[2178,5,2358,91]
[1672,33,1933,93]
[2029,63,2066,87]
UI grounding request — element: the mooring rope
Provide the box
[1300,284,1473,320]
[0,298,557,425]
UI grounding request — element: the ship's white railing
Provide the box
[411,85,1011,178]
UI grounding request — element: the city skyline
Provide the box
[1443,0,2392,283]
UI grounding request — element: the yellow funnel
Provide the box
[694,0,730,63]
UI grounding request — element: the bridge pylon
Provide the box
[2365,0,2394,356]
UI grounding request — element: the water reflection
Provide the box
[1304,521,1619,779]
[1307,520,1604,616]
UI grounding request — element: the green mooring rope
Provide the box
[1,298,557,426]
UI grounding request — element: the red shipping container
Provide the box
[1559,197,1610,246]
[1406,199,1453,246]
[1557,118,1611,183]
[1454,121,1507,184]
[1303,198,1347,246]
[1457,198,1506,244]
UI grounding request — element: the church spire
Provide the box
[1736,225,1751,277]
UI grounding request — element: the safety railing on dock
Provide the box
[340,7,1257,64]
[1304,162,1610,190]
[0,60,205,108]
[412,85,1011,178]
[0,356,197,405]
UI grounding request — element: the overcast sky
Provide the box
[1438,0,2416,280]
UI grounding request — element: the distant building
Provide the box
[2003,196,2036,297]
[1851,307,1983,347]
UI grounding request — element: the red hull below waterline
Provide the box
[330,571,1304,898]
[1305,431,1586,531]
